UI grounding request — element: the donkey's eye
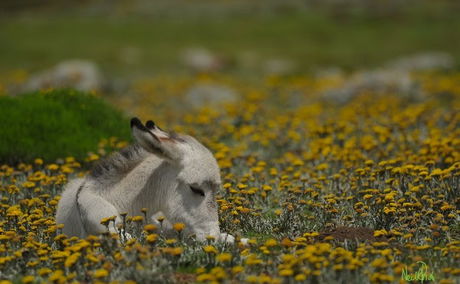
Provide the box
[190,186,205,197]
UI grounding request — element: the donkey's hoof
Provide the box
[220,233,235,243]
[123,232,133,241]
[220,233,249,245]
[239,238,249,246]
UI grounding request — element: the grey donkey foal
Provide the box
[56,118,238,242]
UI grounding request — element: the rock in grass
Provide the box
[181,47,225,73]
[385,52,455,72]
[184,83,238,108]
[24,60,104,93]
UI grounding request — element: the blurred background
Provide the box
[1,0,459,79]
[1,0,459,162]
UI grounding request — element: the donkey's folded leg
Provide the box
[150,211,173,235]
[78,190,121,236]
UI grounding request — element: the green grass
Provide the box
[0,89,130,164]
[1,3,459,78]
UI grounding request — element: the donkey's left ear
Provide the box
[130,118,183,162]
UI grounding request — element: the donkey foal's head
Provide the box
[131,118,221,240]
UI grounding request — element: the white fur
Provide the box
[56,118,238,242]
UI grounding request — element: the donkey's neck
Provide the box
[89,144,146,184]
[104,156,178,216]
[89,144,180,216]
[134,161,179,214]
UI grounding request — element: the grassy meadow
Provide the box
[1,72,459,283]
[1,1,460,77]
[1,1,460,283]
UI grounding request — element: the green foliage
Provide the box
[0,89,130,163]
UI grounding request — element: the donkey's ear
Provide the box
[130,118,183,162]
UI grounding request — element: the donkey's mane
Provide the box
[89,143,146,180]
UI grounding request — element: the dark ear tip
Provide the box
[130,117,142,128]
[146,120,155,129]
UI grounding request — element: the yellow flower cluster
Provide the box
[0,71,459,283]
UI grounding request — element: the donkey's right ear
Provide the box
[130,118,182,162]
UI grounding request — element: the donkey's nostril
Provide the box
[146,120,156,129]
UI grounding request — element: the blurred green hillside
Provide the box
[1,0,459,78]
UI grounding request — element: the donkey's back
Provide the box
[56,178,86,237]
